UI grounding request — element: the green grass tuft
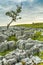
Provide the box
[0,49,13,56]
[7,35,18,42]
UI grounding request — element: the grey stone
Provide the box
[15,62,22,65]
[0,42,7,52]
[6,58,17,65]
[7,41,15,50]
[0,61,2,65]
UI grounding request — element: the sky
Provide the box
[0,0,43,26]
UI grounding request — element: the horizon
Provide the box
[0,22,43,27]
[0,0,43,26]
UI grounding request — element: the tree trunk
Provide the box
[7,20,13,29]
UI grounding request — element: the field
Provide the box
[16,23,43,28]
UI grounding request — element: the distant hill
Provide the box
[15,23,43,28]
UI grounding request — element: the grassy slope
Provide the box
[15,23,43,28]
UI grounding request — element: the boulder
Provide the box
[7,41,15,50]
[31,56,41,64]
[5,54,17,60]
[0,56,3,60]
[2,58,7,65]
[0,40,15,52]
[0,42,7,52]
[7,58,17,65]
[21,58,32,65]
[25,43,34,50]
[16,39,26,49]
[15,62,22,65]
[0,61,2,65]
[0,34,6,42]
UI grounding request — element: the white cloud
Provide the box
[3,6,13,11]
[9,0,27,3]
[30,0,34,2]
[0,5,3,9]
[0,5,13,11]
[9,0,34,3]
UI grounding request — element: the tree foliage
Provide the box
[6,4,22,29]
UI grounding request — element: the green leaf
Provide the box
[6,12,13,17]
[19,17,21,19]
[11,11,17,16]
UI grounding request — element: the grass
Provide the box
[34,51,43,61]
[7,35,18,42]
[37,36,43,41]
[15,23,43,28]
[37,63,43,65]
[0,49,13,56]
[32,31,43,41]
[33,63,43,65]
[39,51,43,59]
[33,35,43,41]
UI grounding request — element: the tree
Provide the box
[6,4,22,29]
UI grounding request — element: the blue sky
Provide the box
[0,0,43,26]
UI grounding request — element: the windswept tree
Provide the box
[6,4,22,29]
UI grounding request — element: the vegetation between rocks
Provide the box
[0,49,13,56]
[7,35,18,42]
